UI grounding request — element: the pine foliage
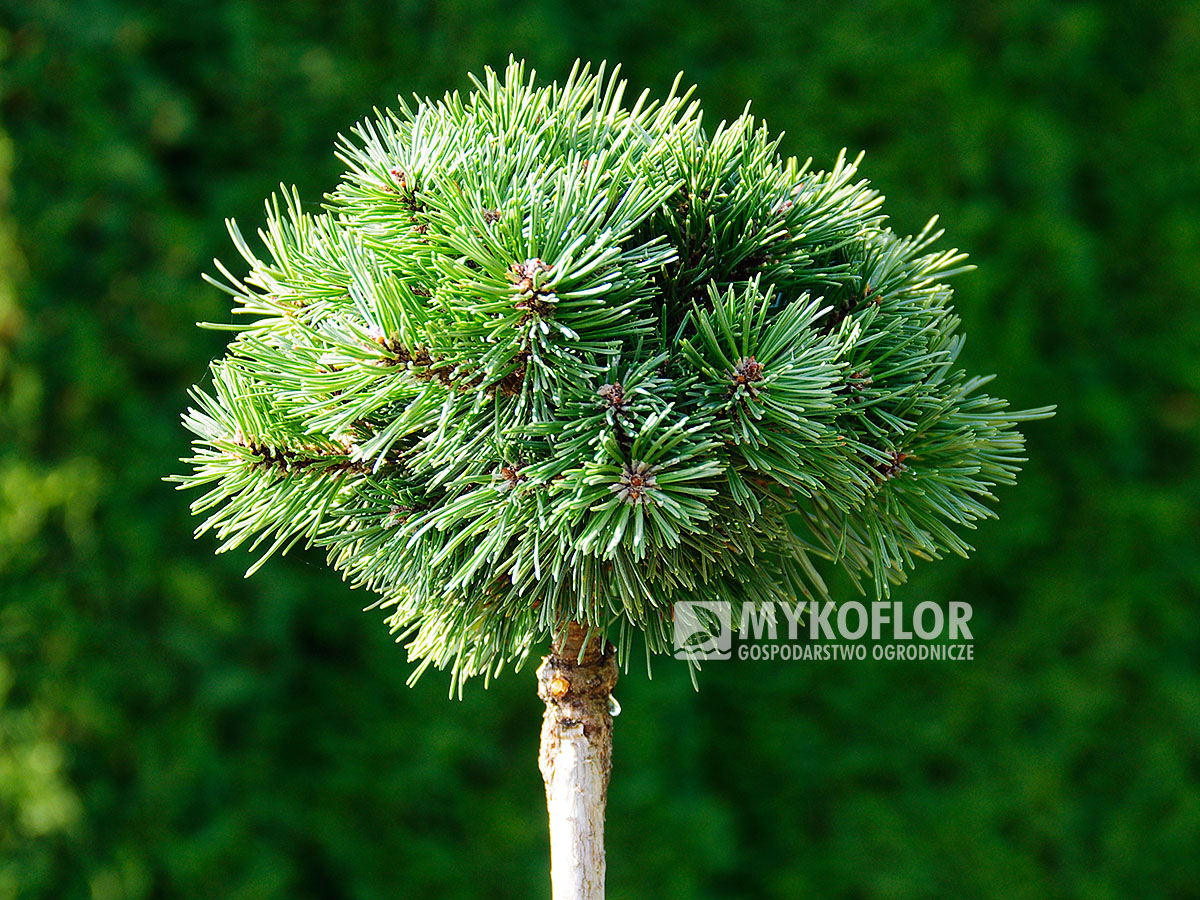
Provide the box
[173,60,1052,687]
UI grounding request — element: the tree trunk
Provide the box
[537,622,618,900]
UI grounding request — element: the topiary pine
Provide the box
[173,59,1053,899]
[174,59,1050,689]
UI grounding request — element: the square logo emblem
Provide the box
[673,600,732,660]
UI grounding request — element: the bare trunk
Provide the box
[537,623,618,900]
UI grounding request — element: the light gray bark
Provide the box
[537,623,618,900]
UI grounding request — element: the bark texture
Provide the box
[537,623,618,900]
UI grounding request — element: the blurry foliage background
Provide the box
[1,1,1198,898]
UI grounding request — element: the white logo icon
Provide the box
[673,601,732,660]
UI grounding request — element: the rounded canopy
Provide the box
[175,60,1048,686]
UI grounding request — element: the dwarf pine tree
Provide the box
[174,60,1050,899]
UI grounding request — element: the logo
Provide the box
[671,600,975,663]
[673,600,732,660]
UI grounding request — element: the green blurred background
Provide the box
[1,1,1198,897]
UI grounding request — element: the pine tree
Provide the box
[173,59,1051,899]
